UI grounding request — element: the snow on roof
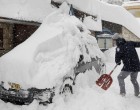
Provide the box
[97,33,113,38]
[53,0,140,38]
[136,18,140,23]
[122,1,140,10]
[122,1,140,7]
[98,1,140,38]
[0,0,55,23]
[1,0,140,37]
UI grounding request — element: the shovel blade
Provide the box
[96,74,113,90]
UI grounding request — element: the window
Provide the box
[97,33,113,50]
[0,28,3,49]
[13,24,38,46]
[98,38,113,50]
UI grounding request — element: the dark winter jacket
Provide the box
[115,38,140,72]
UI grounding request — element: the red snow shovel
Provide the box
[96,64,118,90]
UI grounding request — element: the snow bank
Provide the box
[31,7,105,88]
[54,0,102,31]
[0,3,105,89]
[104,47,116,63]
[0,10,63,88]
[1,45,140,110]
[1,1,140,110]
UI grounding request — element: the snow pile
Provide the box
[83,16,102,31]
[136,18,140,24]
[104,47,116,63]
[0,45,140,110]
[31,13,105,88]
[54,0,103,31]
[0,3,105,89]
[0,1,140,110]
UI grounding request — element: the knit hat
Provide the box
[112,33,121,40]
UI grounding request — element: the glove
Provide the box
[117,62,121,65]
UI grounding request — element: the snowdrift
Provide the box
[0,4,105,89]
[0,2,140,110]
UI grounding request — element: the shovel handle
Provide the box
[108,64,118,76]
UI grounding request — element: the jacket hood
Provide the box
[116,38,126,47]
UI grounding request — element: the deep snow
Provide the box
[0,0,140,110]
[0,3,105,89]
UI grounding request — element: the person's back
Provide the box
[112,34,140,97]
[115,39,140,72]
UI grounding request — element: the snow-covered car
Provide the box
[0,3,106,106]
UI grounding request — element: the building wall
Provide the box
[102,20,122,34]
[96,21,122,50]
[122,27,140,41]
[0,22,13,56]
[0,22,39,56]
[96,22,140,50]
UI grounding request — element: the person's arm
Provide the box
[130,41,140,47]
[115,47,122,65]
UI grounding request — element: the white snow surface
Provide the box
[54,0,140,37]
[0,1,140,110]
[0,45,140,110]
[1,0,140,36]
[0,0,55,22]
[136,18,140,24]
[122,1,140,7]
[0,4,105,89]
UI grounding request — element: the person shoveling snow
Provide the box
[113,33,140,97]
